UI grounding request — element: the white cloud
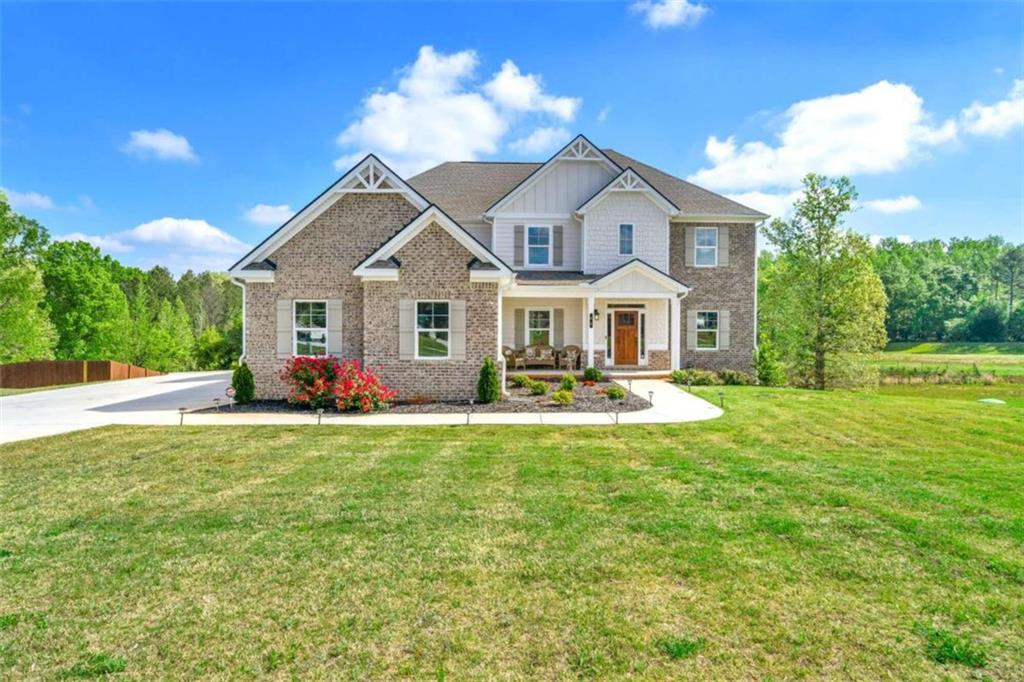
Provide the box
[124,218,246,254]
[630,0,708,28]
[597,106,611,123]
[245,203,293,226]
[334,46,581,175]
[868,234,915,247]
[690,81,957,192]
[862,195,922,214]
[725,189,803,219]
[960,79,1024,137]
[897,234,914,244]
[121,128,198,161]
[1,187,55,210]
[57,232,132,253]
[483,61,580,121]
[509,127,571,155]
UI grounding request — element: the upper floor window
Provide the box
[294,301,328,355]
[416,300,450,359]
[527,226,551,266]
[696,311,718,350]
[695,227,718,267]
[618,224,634,256]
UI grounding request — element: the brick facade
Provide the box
[670,222,757,372]
[363,222,499,401]
[244,193,421,398]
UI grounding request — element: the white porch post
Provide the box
[670,295,681,370]
[586,295,596,368]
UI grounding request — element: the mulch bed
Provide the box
[195,380,649,415]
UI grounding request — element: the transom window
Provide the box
[619,224,634,256]
[527,226,551,266]
[696,311,719,350]
[416,301,450,359]
[695,227,718,266]
[294,301,328,355]
[527,308,552,345]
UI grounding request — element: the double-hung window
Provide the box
[695,227,718,266]
[527,226,551,266]
[618,223,634,256]
[527,309,552,345]
[294,301,328,355]
[416,301,450,358]
[696,311,719,350]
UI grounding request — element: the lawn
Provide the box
[875,341,1024,377]
[1,387,1022,679]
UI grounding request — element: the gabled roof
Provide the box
[482,135,623,218]
[407,162,537,225]
[575,167,679,216]
[229,154,430,275]
[588,258,690,294]
[353,205,513,280]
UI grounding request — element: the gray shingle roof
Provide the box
[406,151,766,223]
[515,271,592,284]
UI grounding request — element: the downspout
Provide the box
[230,277,246,362]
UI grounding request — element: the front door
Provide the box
[614,311,638,365]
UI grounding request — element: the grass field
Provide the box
[875,341,1024,378]
[1,386,1022,679]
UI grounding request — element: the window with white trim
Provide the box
[696,311,718,350]
[527,308,552,345]
[415,301,450,358]
[695,227,718,266]
[294,301,328,355]
[619,223,634,256]
[526,226,551,266]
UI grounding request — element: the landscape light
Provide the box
[213,398,221,411]
[718,391,725,408]
[316,407,324,425]
[178,407,186,426]
[648,390,654,406]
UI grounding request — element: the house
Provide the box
[228,135,767,400]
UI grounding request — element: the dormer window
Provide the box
[527,226,551,266]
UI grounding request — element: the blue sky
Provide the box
[2,1,1022,273]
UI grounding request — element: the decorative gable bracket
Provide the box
[575,167,679,216]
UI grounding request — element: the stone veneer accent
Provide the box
[244,193,421,398]
[591,350,670,372]
[363,222,499,401]
[670,222,757,372]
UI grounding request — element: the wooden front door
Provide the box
[614,311,638,365]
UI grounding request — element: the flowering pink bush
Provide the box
[333,360,396,412]
[279,356,342,410]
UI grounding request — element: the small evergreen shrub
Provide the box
[606,385,627,400]
[476,356,501,403]
[508,373,531,388]
[753,335,786,386]
[231,362,256,404]
[583,366,603,382]
[559,373,577,391]
[528,380,549,396]
[670,368,721,386]
[551,389,573,406]
[720,369,756,386]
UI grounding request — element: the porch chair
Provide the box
[502,345,525,371]
[559,345,581,370]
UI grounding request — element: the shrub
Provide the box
[753,335,786,386]
[476,356,501,403]
[559,373,577,391]
[508,373,531,388]
[583,366,603,382]
[606,385,627,400]
[720,369,756,386]
[1008,306,1024,341]
[528,380,549,396]
[334,360,396,412]
[231,362,255,404]
[968,302,1005,342]
[551,389,573,406]
[670,368,721,386]
[279,355,342,409]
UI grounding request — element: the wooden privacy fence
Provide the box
[0,360,161,389]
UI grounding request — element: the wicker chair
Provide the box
[502,345,525,371]
[559,345,581,370]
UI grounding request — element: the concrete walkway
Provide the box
[1,375,720,444]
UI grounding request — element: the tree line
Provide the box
[1,194,241,371]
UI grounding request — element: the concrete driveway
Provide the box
[0,371,231,444]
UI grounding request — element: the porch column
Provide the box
[670,295,681,370]
[586,295,596,368]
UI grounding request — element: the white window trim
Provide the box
[525,306,554,346]
[618,223,634,256]
[525,225,552,268]
[694,226,719,268]
[414,299,451,360]
[293,299,328,357]
[695,310,719,351]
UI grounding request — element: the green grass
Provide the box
[885,342,1024,355]
[874,341,1024,378]
[1,386,1022,678]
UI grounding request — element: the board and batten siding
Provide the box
[583,193,670,275]
[492,216,582,271]
[503,161,616,215]
[501,298,584,348]
[595,299,669,352]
